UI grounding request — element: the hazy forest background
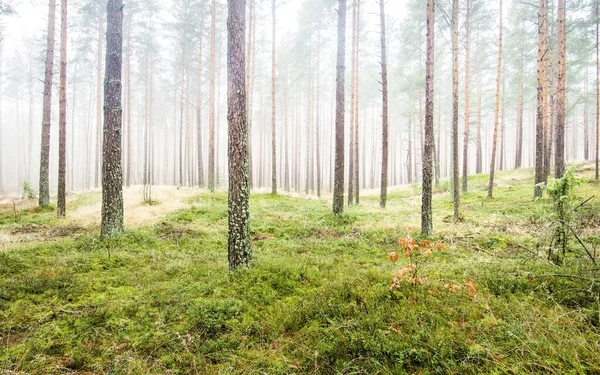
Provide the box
[1,0,600,373]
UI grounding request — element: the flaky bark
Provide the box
[227,0,251,270]
[333,0,347,216]
[101,0,124,238]
[379,0,388,208]
[422,0,434,236]
[487,0,503,199]
[39,0,56,207]
[555,0,566,178]
[57,0,68,218]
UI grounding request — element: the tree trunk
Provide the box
[39,0,56,207]
[284,78,289,191]
[422,0,434,236]
[227,0,251,270]
[461,0,470,194]
[332,0,347,216]
[348,0,356,205]
[584,67,589,161]
[476,58,482,174]
[407,119,413,184]
[554,0,566,179]
[354,0,360,204]
[197,19,205,188]
[487,0,502,199]
[95,10,104,189]
[515,53,524,169]
[208,0,216,192]
[125,12,132,187]
[500,74,505,171]
[101,0,124,238]
[595,2,600,182]
[58,0,68,218]
[451,0,460,219]
[379,0,388,209]
[271,0,277,194]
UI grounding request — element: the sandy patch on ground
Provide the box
[70,185,199,228]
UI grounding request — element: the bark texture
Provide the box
[379,0,388,209]
[39,0,56,207]
[451,0,460,218]
[332,0,346,216]
[422,0,434,236]
[487,0,503,199]
[555,0,566,179]
[461,0,470,194]
[227,0,252,271]
[58,0,68,218]
[101,0,124,239]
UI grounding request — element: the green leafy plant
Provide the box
[22,181,36,200]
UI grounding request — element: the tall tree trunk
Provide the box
[379,0,388,208]
[407,119,413,184]
[422,0,434,236]
[227,0,251,270]
[354,0,360,204]
[461,0,471,193]
[332,0,347,216]
[515,53,524,169]
[348,0,356,205]
[451,0,460,219]
[284,78,289,191]
[39,0,56,207]
[57,0,68,218]
[555,0,566,178]
[197,21,205,188]
[584,66,589,160]
[95,10,104,189]
[487,0,503,199]
[596,0,599,181]
[208,0,216,192]
[500,73,506,171]
[271,0,277,194]
[125,12,132,187]
[476,55,482,174]
[316,30,322,198]
[101,0,124,238]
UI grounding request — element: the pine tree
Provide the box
[487,0,503,199]
[227,0,251,270]
[555,0,566,178]
[379,0,388,209]
[101,0,124,238]
[422,0,434,236]
[39,0,57,207]
[57,0,68,218]
[333,0,347,216]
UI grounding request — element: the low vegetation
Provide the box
[1,165,599,374]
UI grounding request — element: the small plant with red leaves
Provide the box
[388,228,445,291]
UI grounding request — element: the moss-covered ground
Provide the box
[1,164,599,374]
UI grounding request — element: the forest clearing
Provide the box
[1,164,599,374]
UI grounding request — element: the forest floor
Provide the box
[1,164,599,374]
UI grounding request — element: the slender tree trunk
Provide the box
[407,119,413,184]
[515,53,524,169]
[354,0,360,204]
[57,0,68,218]
[487,0,503,199]
[197,21,205,188]
[95,11,104,189]
[348,0,356,204]
[379,0,388,208]
[70,63,76,190]
[271,0,277,194]
[555,0,566,178]
[316,30,322,198]
[461,0,471,194]
[500,74,506,171]
[333,0,347,216]
[208,0,216,191]
[584,66,589,160]
[284,78,289,191]
[596,0,599,181]
[476,58,482,174]
[101,0,124,238]
[227,0,251,270]
[422,0,434,236]
[125,12,132,187]
[39,0,56,207]
[451,0,460,219]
